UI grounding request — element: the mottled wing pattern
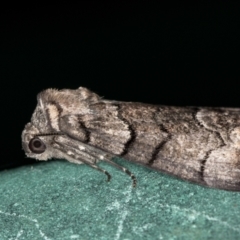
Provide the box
[59,99,240,191]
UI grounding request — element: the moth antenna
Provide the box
[35,132,64,137]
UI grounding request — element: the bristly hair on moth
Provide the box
[22,86,240,191]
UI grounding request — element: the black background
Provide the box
[1,2,240,169]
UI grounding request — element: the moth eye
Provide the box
[28,138,46,154]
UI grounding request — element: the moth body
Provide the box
[22,87,240,191]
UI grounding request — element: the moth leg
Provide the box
[78,147,137,187]
[70,154,112,182]
[53,142,111,182]
[87,152,137,187]
[104,157,137,187]
[84,162,111,182]
[54,135,136,186]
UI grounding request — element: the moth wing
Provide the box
[59,102,240,191]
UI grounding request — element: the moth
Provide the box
[22,87,240,191]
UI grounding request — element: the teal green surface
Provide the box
[0,159,240,240]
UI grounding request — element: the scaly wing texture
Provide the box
[58,98,240,191]
[34,87,240,191]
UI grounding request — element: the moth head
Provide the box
[22,122,56,161]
